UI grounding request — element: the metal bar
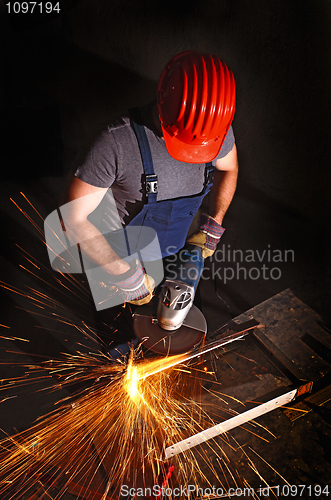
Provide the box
[140,325,262,381]
[164,388,298,459]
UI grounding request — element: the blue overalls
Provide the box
[125,107,214,259]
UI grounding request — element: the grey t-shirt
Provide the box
[74,102,235,230]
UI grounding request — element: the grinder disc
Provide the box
[133,304,206,355]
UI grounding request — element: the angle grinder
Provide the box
[133,244,207,355]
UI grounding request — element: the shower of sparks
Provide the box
[0,336,29,342]
[0,194,289,498]
[0,345,282,500]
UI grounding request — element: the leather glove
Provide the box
[187,214,225,258]
[110,259,155,306]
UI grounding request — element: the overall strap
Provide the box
[203,162,214,194]
[129,107,158,203]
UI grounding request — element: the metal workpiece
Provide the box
[160,319,314,459]
[164,387,302,459]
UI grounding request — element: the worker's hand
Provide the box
[110,259,155,306]
[187,214,225,259]
[125,273,155,305]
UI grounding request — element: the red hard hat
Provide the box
[157,51,236,163]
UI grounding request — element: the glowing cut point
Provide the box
[125,362,139,402]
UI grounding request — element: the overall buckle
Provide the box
[144,174,158,195]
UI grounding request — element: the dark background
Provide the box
[0,0,330,428]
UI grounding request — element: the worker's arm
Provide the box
[209,143,238,225]
[64,176,130,275]
[187,144,238,258]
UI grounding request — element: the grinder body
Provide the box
[157,244,204,331]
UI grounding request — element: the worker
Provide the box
[62,51,238,310]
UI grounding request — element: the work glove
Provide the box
[110,259,155,306]
[187,213,225,259]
